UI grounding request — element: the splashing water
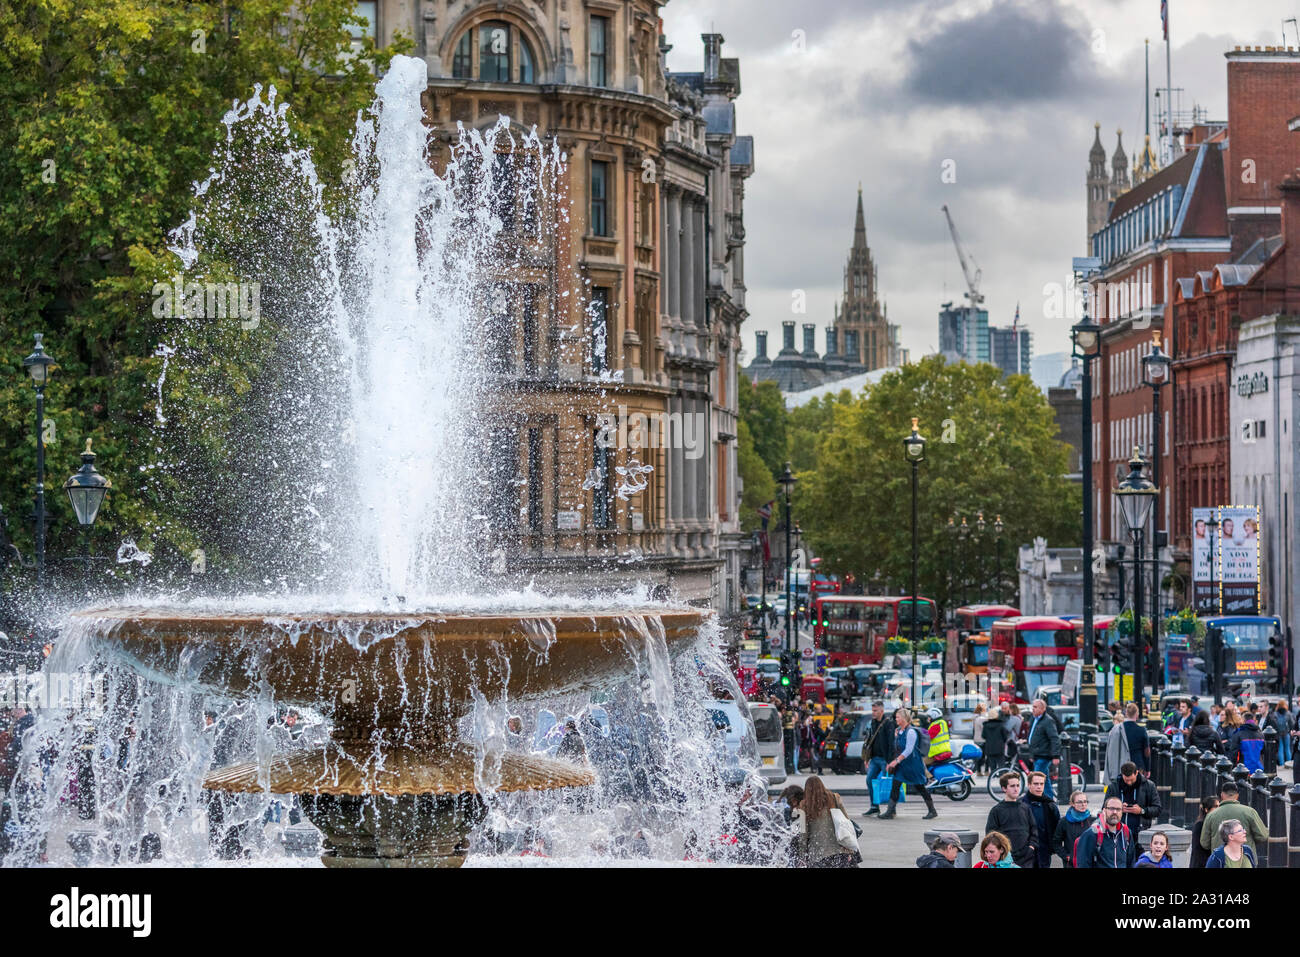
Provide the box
[2,56,784,868]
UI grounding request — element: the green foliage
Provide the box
[787,390,853,474]
[0,1,410,577]
[738,375,788,480]
[796,356,1081,612]
[737,418,775,533]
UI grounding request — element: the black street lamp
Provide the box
[976,511,987,602]
[779,462,797,655]
[903,418,926,706]
[22,333,57,584]
[1072,292,1103,728]
[1116,448,1158,715]
[946,516,957,623]
[994,514,1005,604]
[64,439,111,562]
[958,516,970,606]
[1142,330,1172,688]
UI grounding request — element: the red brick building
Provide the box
[1169,47,1300,551]
[1085,46,1300,590]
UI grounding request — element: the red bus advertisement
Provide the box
[989,616,1077,702]
[813,595,936,667]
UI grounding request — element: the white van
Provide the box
[746,702,786,784]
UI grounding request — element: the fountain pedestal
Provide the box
[76,606,705,866]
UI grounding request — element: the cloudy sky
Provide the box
[661,0,1300,383]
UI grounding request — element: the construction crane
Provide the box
[941,205,984,307]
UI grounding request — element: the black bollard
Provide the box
[1170,741,1187,827]
[1214,755,1234,797]
[1200,752,1219,803]
[1268,778,1288,868]
[1290,785,1300,869]
[1249,770,1270,867]
[1262,726,1278,775]
[1153,736,1171,824]
[1058,732,1072,806]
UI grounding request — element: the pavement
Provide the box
[781,769,1015,868]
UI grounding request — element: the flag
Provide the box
[760,529,771,564]
[1161,0,1168,40]
[756,500,774,529]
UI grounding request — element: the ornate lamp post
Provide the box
[903,418,926,706]
[976,511,987,602]
[1142,331,1172,688]
[994,514,1005,604]
[779,463,797,654]
[958,516,970,606]
[22,333,57,585]
[946,516,958,624]
[1071,288,1103,727]
[1115,449,1158,714]
[64,439,111,563]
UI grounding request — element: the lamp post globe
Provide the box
[1115,447,1157,714]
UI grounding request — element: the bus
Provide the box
[810,573,841,597]
[812,595,936,668]
[1204,615,1284,696]
[989,616,1078,703]
[955,604,1020,676]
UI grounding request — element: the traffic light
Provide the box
[1112,636,1132,675]
[779,651,795,687]
[1268,631,1283,670]
[1092,633,1110,669]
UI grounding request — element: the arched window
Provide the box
[449,20,540,84]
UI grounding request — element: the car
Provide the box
[706,694,761,773]
[819,710,872,774]
[945,693,986,737]
[1035,685,1064,708]
[756,657,781,683]
[772,597,789,618]
[746,701,786,784]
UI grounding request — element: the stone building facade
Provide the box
[364,1,750,610]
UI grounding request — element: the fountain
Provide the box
[2,55,758,868]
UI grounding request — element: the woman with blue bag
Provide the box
[880,708,938,820]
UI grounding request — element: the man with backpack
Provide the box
[1073,795,1136,868]
[1228,714,1265,772]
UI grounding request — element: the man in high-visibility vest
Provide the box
[924,708,953,766]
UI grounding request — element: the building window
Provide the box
[492,151,515,232]
[522,286,538,376]
[351,1,377,47]
[528,428,543,533]
[452,31,472,78]
[480,20,512,82]
[590,286,610,374]
[590,160,610,236]
[593,431,613,528]
[589,16,609,87]
[449,22,539,83]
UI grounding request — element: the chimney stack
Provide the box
[755,330,768,359]
[702,34,723,81]
[825,326,838,356]
[781,320,796,352]
[802,323,818,356]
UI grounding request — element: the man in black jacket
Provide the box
[1022,771,1061,868]
[1025,699,1062,799]
[985,772,1038,867]
[861,700,896,816]
[1104,761,1161,847]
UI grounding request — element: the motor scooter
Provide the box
[924,743,981,801]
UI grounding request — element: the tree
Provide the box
[737,418,775,533]
[0,1,410,595]
[787,389,853,474]
[796,356,1080,617]
[738,374,787,480]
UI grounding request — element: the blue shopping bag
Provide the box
[872,774,905,804]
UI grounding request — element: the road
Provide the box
[781,770,1052,867]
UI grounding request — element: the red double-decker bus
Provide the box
[955,605,1021,676]
[810,573,841,597]
[989,616,1077,702]
[954,604,1020,633]
[812,595,936,667]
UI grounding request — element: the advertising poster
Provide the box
[1218,505,1261,615]
[1190,506,1216,613]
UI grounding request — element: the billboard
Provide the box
[1190,505,1261,616]
[1190,506,1216,614]
[1218,505,1260,615]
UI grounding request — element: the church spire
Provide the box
[853,184,867,249]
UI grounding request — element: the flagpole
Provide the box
[1165,1,1174,164]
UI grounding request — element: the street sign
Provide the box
[800,647,814,659]
[1061,659,1081,705]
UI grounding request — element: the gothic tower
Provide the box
[1086,122,1109,248]
[833,187,892,371]
[1110,129,1131,202]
